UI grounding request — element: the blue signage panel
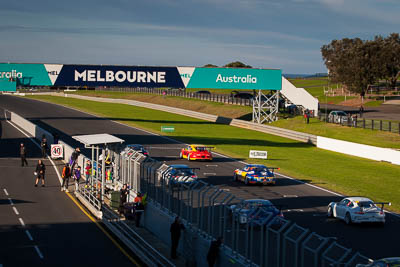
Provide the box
[54,65,185,88]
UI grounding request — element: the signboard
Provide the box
[54,65,185,88]
[161,126,175,132]
[51,144,64,159]
[249,150,268,159]
[186,68,282,90]
[0,80,16,91]
[0,63,282,90]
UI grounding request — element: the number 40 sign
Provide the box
[51,144,64,159]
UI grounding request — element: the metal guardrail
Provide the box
[102,205,175,267]
[79,186,102,211]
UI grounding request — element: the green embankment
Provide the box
[26,95,400,212]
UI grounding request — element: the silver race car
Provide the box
[327,197,391,225]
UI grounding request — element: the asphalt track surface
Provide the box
[0,104,138,266]
[1,95,399,260]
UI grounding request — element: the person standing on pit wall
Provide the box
[170,216,185,259]
[207,237,223,267]
[34,159,46,187]
[20,143,28,167]
[85,160,92,186]
[119,184,129,216]
[74,166,81,191]
[41,136,48,158]
[61,163,71,192]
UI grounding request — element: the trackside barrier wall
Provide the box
[317,136,400,165]
[10,111,54,144]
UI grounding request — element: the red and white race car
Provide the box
[179,144,214,161]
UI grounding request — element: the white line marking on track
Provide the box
[25,230,33,241]
[13,207,19,215]
[34,245,44,259]
[206,165,218,167]
[204,173,216,176]
[19,218,25,227]
[3,188,9,196]
[283,195,298,198]
[8,198,14,205]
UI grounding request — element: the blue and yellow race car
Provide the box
[234,164,279,185]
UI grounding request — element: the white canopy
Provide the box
[72,134,124,146]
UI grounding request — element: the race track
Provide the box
[0,94,399,260]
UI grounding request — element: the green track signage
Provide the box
[186,68,281,90]
[161,126,175,132]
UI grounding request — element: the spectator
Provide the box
[74,166,81,191]
[119,184,129,216]
[207,237,223,267]
[61,163,71,192]
[352,114,358,127]
[85,160,92,186]
[41,137,48,158]
[70,147,80,170]
[134,192,143,203]
[52,132,59,144]
[359,105,364,118]
[170,216,185,259]
[34,159,46,187]
[20,143,28,167]
[134,200,144,227]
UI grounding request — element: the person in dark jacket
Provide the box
[74,166,81,191]
[61,163,71,192]
[207,237,223,267]
[170,216,185,259]
[20,143,28,167]
[35,159,46,187]
[70,147,80,170]
[119,184,129,216]
[41,137,48,158]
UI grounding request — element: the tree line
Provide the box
[321,33,400,96]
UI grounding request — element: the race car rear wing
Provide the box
[374,202,391,210]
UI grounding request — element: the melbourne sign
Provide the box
[54,65,184,88]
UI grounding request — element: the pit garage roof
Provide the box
[72,134,124,146]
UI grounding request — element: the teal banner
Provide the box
[0,80,16,91]
[186,68,282,90]
[0,63,52,86]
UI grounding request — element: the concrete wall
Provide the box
[11,111,54,144]
[317,136,400,165]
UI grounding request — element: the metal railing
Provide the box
[319,112,400,134]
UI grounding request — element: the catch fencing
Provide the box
[319,112,400,134]
[118,150,371,267]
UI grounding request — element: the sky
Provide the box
[0,0,399,74]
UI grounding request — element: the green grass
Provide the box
[364,100,384,107]
[25,95,400,212]
[288,78,329,88]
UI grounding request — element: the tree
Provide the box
[223,61,252,68]
[321,38,380,97]
[379,33,400,89]
[203,64,218,68]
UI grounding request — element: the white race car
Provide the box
[327,197,391,225]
